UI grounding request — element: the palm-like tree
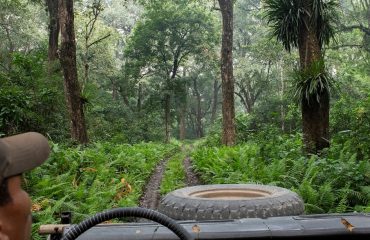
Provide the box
[265,0,338,154]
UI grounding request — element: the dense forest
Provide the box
[0,0,369,238]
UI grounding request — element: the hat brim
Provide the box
[0,132,50,183]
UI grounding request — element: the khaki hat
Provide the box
[0,132,50,185]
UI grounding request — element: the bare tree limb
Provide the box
[338,24,370,35]
[87,33,111,48]
[326,44,363,50]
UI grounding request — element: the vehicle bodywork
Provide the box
[42,213,370,239]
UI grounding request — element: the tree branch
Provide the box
[87,33,111,48]
[326,44,363,50]
[338,24,370,35]
[235,91,246,106]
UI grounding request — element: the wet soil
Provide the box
[139,157,170,210]
[183,156,202,186]
[139,145,201,210]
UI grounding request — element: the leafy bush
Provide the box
[0,51,68,139]
[331,93,370,159]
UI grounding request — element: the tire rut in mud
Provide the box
[183,156,202,186]
[139,145,201,211]
[139,157,171,210]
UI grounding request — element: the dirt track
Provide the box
[139,145,201,210]
[183,156,201,186]
[139,157,170,209]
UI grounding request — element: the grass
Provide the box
[160,152,187,196]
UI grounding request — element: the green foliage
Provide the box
[86,88,165,144]
[202,111,302,147]
[0,86,32,134]
[1,2,369,237]
[264,0,338,51]
[292,59,335,103]
[192,129,370,214]
[123,0,219,141]
[330,85,370,158]
[160,152,186,195]
[0,51,68,138]
[125,0,218,77]
[27,142,178,240]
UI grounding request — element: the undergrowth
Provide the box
[192,131,370,214]
[26,142,178,240]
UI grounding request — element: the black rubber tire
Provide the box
[158,184,304,220]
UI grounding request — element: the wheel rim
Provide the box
[189,188,271,200]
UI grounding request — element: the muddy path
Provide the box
[139,144,201,210]
[183,156,202,186]
[139,157,171,210]
[183,144,202,186]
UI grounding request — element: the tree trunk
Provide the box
[301,90,329,153]
[81,1,105,93]
[163,61,179,143]
[238,87,253,114]
[219,0,236,146]
[193,78,204,138]
[59,0,88,144]
[46,0,60,62]
[3,25,14,71]
[210,79,219,123]
[112,78,118,100]
[280,60,285,132]
[164,92,171,143]
[82,61,89,93]
[179,69,187,140]
[298,0,329,153]
[179,107,186,140]
[137,83,142,112]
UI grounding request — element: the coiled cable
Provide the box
[61,207,193,240]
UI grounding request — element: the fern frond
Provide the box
[304,203,325,214]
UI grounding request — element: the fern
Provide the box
[336,184,351,213]
[303,156,321,184]
[318,183,335,212]
[344,188,368,206]
[297,180,318,204]
[360,186,370,202]
[336,196,348,213]
[304,203,325,214]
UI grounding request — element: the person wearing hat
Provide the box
[0,132,50,240]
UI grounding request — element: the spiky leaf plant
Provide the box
[292,59,335,103]
[265,0,339,153]
[264,0,338,101]
[264,0,338,52]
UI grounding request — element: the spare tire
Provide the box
[158,184,304,220]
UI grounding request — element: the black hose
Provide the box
[61,207,194,240]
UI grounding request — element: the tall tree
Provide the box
[235,64,271,113]
[80,0,111,93]
[59,0,88,144]
[219,0,236,146]
[125,0,217,142]
[265,0,337,153]
[46,0,60,63]
[210,78,221,123]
